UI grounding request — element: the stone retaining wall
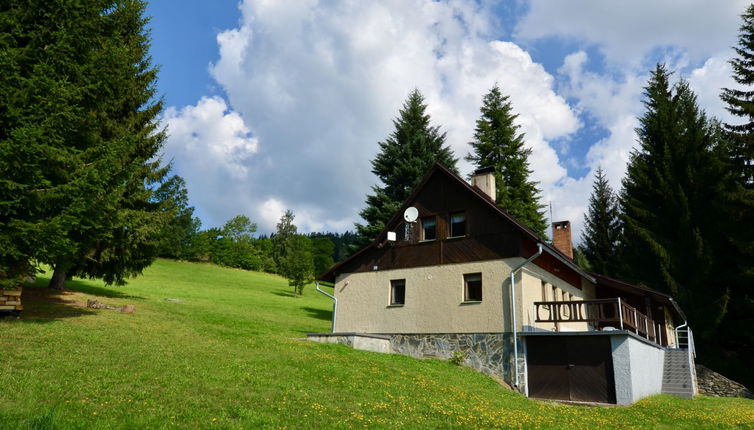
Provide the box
[390,333,517,387]
[696,364,753,399]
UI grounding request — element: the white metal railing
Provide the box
[674,326,695,355]
[673,326,698,394]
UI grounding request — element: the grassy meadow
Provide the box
[0,259,752,429]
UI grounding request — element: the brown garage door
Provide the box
[526,335,616,404]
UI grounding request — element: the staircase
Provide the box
[661,348,697,398]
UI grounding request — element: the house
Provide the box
[309,162,697,405]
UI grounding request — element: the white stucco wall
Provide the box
[334,259,513,333]
[333,258,588,334]
[610,334,665,405]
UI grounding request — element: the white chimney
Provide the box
[471,167,496,203]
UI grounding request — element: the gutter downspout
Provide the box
[669,297,688,348]
[316,282,337,333]
[509,243,544,388]
[669,297,697,394]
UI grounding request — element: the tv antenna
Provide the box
[403,207,418,241]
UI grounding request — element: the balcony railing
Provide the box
[533,298,663,345]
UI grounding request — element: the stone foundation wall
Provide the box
[389,333,519,389]
[696,364,753,399]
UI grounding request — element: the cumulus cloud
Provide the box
[161,0,746,243]
[687,56,736,124]
[163,0,580,233]
[516,0,747,69]
[162,96,258,226]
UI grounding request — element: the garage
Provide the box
[525,334,616,404]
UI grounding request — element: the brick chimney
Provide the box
[471,167,496,203]
[552,221,573,259]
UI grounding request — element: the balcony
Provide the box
[532,298,664,345]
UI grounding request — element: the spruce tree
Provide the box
[466,85,548,237]
[722,3,754,188]
[716,3,754,388]
[579,167,620,276]
[0,0,168,289]
[621,64,732,340]
[354,89,457,246]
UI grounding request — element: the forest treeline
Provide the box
[152,177,358,284]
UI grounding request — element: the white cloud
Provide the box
[516,0,747,69]
[162,0,747,245]
[173,0,581,233]
[162,96,258,227]
[687,56,736,124]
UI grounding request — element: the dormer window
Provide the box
[421,217,436,241]
[449,212,466,237]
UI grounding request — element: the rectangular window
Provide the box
[449,212,466,237]
[464,273,483,302]
[421,217,436,241]
[390,279,405,305]
[541,281,548,301]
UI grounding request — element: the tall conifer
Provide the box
[621,65,731,340]
[466,85,547,237]
[579,167,620,276]
[354,89,457,246]
[722,4,754,188]
[716,3,754,388]
[0,0,168,289]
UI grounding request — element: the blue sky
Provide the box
[145,0,749,240]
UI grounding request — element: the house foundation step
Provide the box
[661,348,697,398]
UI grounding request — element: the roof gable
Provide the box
[320,162,588,283]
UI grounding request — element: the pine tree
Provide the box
[466,85,547,237]
[716,3,754,388]
[0,1,169,289]
[354,89,457,246]
[620,64,732,340]
[722,4,754,188]
[579,167,620,276]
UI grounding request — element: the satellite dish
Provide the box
[403,206,419,222]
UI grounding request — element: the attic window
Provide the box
[449,212,466,237]
[463,273,482,302]
[421,217,436,241]
[390,279,405,306]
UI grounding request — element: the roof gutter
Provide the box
[669,297,688,324]
[509,243,543,388]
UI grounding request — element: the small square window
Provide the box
[421,217,436,241]
[464,273,482,302]
[390,279,405,305]
[449,212,466,237]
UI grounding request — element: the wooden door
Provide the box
[526,336,616,404]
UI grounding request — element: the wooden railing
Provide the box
[533,298,663,345]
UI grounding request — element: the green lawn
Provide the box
[1,259,752,429]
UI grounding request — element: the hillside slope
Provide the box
[1,259,752,429]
